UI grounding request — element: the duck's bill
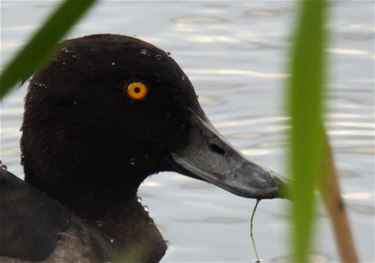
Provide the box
[170,115,286,199]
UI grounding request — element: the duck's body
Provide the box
[0,169,166,263]
[0,34,283,262]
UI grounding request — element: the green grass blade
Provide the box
[0,0,98,100]
[286,1,328,262]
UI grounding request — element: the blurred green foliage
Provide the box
[0,0,97,99]
[286,0,327,262]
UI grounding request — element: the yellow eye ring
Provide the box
[126,82,148,100]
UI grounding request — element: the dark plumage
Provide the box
[0,34,284,262]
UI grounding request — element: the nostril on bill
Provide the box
[209,143,226,155]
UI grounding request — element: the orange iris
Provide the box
[127,82,148,100]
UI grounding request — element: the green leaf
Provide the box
[0,0,98,100]
[286,1,328,262]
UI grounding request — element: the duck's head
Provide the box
[21,34,284,217]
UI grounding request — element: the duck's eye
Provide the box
[126,82,148,100]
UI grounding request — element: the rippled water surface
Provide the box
[1,1,374,262]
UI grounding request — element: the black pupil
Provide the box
[134,87,141,93]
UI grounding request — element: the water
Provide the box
[1,1,374,262]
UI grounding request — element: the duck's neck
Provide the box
[84,196,167,263]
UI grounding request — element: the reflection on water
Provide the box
[1,1,374,262]
[348,204,375,216]
[172,16,229,26]
[327,47,372,57]
[270,253,332,263]
[186,68,286,78]
[343,192,373,201]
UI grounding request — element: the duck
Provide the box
[0,34,285,263]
